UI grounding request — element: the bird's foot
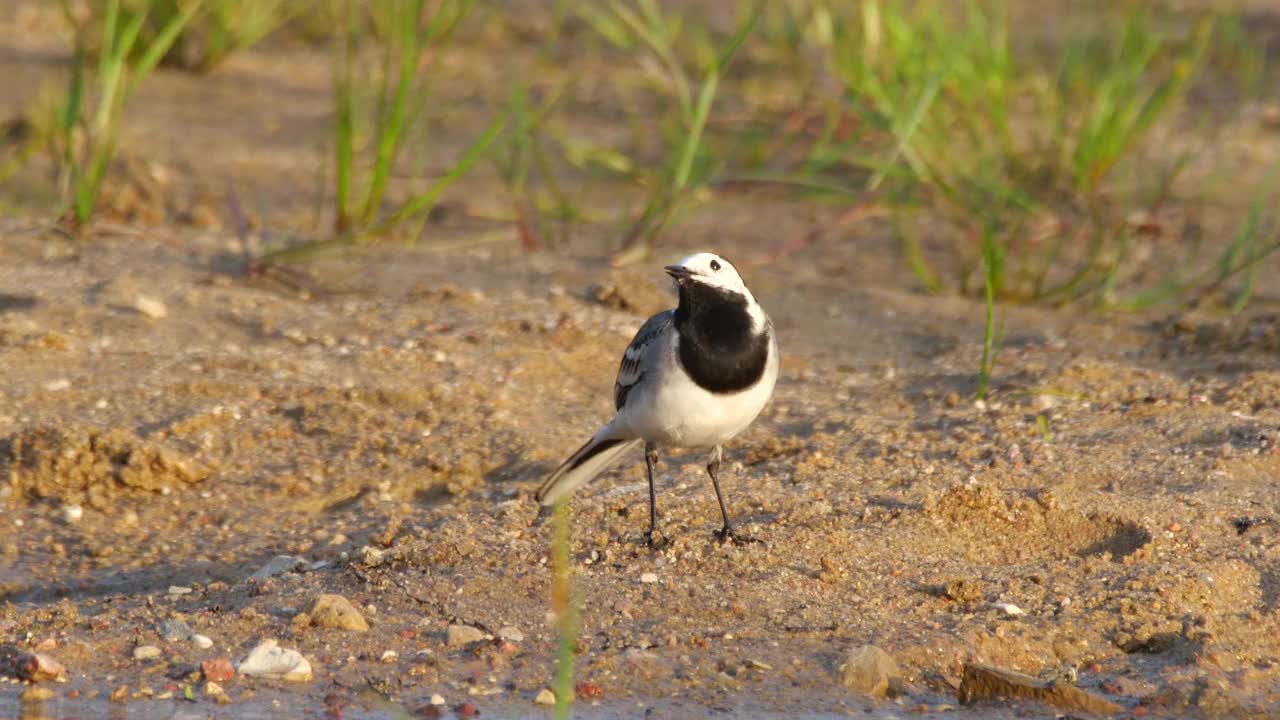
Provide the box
[714,526,762,546]
[645,529,670,550]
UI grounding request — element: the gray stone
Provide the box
[496,626,524,643]
[159,618,194,642]
[841,645,899,697]
[249,555,306,582]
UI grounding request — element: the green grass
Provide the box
[550,502,579,718]
[492,79,576,250]
[332,0,470,234]
[325,0,509,243]
[818,1,1219,303]
[780,0,1276,394]
[573,0,761,263]
[55,0,204,229]
[257,0,506,262]
[61,0,297,72]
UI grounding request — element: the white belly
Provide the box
[618,335,778,448]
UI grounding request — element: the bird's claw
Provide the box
[714,527,762,546]
[645,529,670,550]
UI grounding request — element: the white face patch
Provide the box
[669,252,766,334]
[672,252,749,294]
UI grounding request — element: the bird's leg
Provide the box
[707,445,760,545]
[644,443,668,549]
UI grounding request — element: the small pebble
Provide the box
[237,639,311,682]
[446,624,487,647]
[639,573,658,584]
[133,645,162,661]
[192,635,213,650]
[993,602,1025,617]
[430,693,446,705]
[133,295,168,319]
[61,505,83,523]
[534,688,556,705]
[496,626,524,643]
[201,658,235,683]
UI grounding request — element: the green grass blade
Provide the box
[551,502,578,719]
[977,223,1000,399]
[378,111,509,235]
[361,0,427,225]
[333,0,356,231]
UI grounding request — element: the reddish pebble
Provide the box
[398,629,416,640]
[1167,523,1182,533]
[1090,664,1103,674]
[1102,681,1121,694]
[1133,706,1148,717]
[575,681,604,699]
[454,702,479,717]
[65,689,80,699]
[201,658,235,683]
[413,706,443,719]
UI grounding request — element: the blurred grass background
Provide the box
[0,0,1275,372]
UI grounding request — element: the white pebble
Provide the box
[992,602,1025,617]
[43,378,71,392]
[639,573,658,584]
[62,504,83,523]
[430,694,445,706]
[192,635,213,649]
[133,295,168,319]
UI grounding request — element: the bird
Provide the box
[536,251,779,546]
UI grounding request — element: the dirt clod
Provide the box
[1,426,210,507]
[307,593,369,632]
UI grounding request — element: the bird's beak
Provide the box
[664,265,693,281]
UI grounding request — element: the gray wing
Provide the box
[614,309,673,410]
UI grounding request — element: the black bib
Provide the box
[674,283,770,394]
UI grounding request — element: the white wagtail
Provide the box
[536,252,779,546]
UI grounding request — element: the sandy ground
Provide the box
[2,2,1280,719]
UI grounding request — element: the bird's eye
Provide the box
[710,259,721,271]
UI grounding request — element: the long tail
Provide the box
[536,430,642,506]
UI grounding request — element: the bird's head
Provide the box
[664,252,749,295]
[665,252,767,334]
